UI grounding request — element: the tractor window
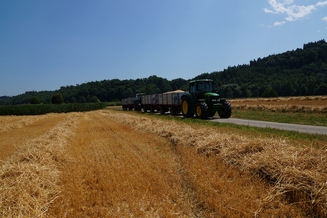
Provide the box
[198,82,213,93]
[190,83,196,93]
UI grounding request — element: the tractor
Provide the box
[181,79,232,119]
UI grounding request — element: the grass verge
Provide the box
[232,109,327,127]
[110,108,327,149]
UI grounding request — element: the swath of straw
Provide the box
[100,110,327,215]
[0,113,82,217]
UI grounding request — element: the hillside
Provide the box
[1,39,326,105]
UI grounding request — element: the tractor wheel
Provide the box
[182,97,193,118]
[137,103,142,111]
[143,106,147,113]
[218,101,232,118]
[195,102,208,119]
[160,106,166,115]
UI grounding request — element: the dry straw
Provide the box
[100,110,327,215]
[0,113,58,133]
[0,113,82,217]
[230,96,327,103]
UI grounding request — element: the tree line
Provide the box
[0,39,326,106]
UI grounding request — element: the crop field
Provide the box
[1,109,327,217]
[230,96,327,113]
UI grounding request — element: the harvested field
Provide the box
[0,113,67,166]
[1,110,326,217]
[230,96,327,113]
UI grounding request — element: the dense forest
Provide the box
[1,39,326,105]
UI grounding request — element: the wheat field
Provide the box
[1,109,326,217]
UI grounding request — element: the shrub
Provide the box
[51,94,64,104]
[90,96,100,103]
[30,96,41,104]
[262,88,279,98]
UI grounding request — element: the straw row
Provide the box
[100,110,327,215]
[0,113,58,133]
[232,104,327,113]
[230,96,327,103]
[0,113,82,217]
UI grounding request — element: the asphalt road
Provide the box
[210,117,327,135]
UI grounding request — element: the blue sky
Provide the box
[1,0,326,96]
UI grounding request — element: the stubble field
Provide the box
[1,108,327,217]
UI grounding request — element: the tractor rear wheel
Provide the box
[218,101,232,118]
[195,102,208,119]
[182,98,193,118]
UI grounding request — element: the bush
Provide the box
[51,94,64,104]
[90,96,100,103]
[262,88,279,98]
[30,96,41,104]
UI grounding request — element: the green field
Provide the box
[0,102,107,116]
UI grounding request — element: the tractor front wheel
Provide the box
[195,102,208,119]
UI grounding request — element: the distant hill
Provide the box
[1,39,326,105]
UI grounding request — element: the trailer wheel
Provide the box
[143,106,147,113]
[170,106,176,115]
[218,101,232,118]
[150,105,155,113]
[137,103,142,111]
[195,102,208,119]
[160,106,166,115]
[182,97,193,118]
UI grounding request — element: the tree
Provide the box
[30,96,41,104]
[316,82,327,95]
[226,88,234,98]
[90,96,100,103]
[78,96,87,103]
[262,88,278,98]
[51,94,64,104]
[145,84,155,94]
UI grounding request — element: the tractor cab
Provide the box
[189,79,218,100]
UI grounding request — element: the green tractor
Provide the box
[181,79,232,119]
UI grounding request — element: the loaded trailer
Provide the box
[141,90,184,115]
[121,93,145,111]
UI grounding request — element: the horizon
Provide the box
[1,0,327,96]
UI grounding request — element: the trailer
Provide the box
[141,90,185,115]
[121,93,145,111]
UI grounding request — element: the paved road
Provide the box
[210,117,327,135]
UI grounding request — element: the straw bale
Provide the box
[0,112,82,217]
[100,110,327,215]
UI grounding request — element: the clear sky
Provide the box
[1,0,326,96]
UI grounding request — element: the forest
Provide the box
[0,39,326,105]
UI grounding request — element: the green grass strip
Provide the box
[232,109,327,127]
[0,103,107,116]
